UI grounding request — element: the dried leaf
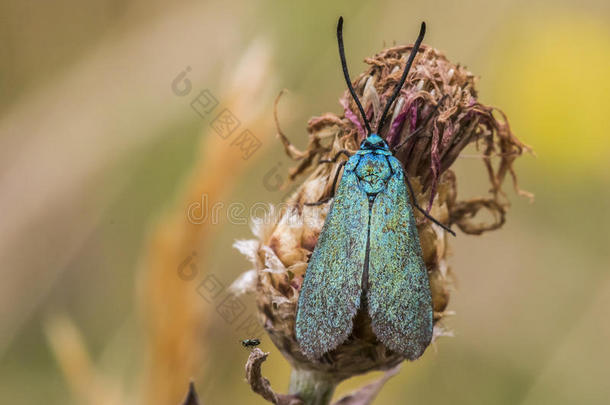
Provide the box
[333,365,401,405]
[245,349,303,405]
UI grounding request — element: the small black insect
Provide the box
[241,338,260,349]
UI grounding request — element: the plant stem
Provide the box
[288,368,337,405]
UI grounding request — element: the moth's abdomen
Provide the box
[355,153,392,194]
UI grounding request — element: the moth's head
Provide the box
[361,133,389,151]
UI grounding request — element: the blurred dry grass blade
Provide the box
[138,40,275,405]
[0,1,241,358]
[43,314,122,405]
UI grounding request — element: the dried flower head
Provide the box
[232,44,531,388]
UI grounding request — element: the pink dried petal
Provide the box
[340,94,366,138]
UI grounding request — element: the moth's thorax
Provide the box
[353,152,392,195]
[346,134,393,195]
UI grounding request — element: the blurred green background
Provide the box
[1,0,609,404]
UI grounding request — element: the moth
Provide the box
[295,17,455,361]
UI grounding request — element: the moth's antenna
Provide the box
[337,16,372,135]
[377,22,426,134]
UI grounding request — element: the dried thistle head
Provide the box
[232,44,531,382]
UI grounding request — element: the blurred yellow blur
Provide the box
[490,13,610,177]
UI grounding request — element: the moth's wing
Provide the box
[296,158,369,360]
[367,156,433,360]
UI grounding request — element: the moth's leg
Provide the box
[404,174,456,236]
[305,198,331,206]
[304,161,347,206]
[392,125,428,152]
[319,149,352,164]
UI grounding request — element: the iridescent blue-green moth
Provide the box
[296,17,455,361]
